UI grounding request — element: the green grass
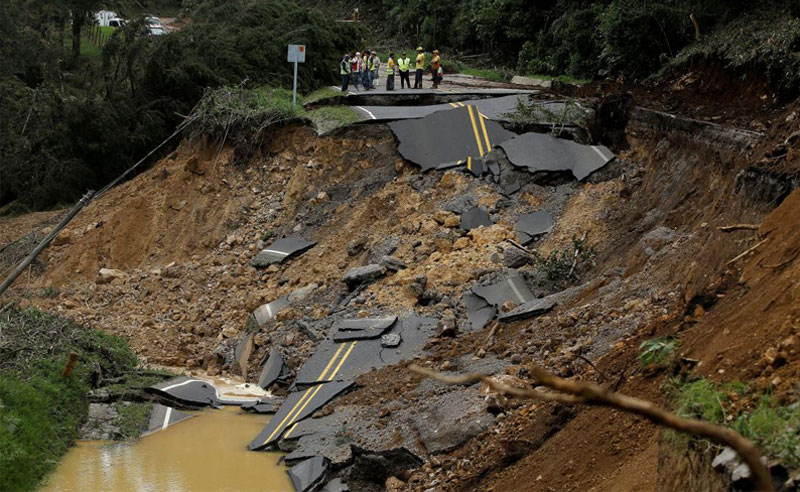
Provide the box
[667,377,799,468]
[520,73,591,85]
[459,67,512,82]
[303,87,344,105]
[0,304,140,491]
[307,106,360,134]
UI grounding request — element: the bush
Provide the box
[639,337,680,366]
[0,304,140,490]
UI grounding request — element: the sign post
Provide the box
[287,44,306,107]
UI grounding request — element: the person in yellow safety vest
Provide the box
[340,54,352,92]
[386,53,396,91]
[430,49,442,89]
[361,51,369,89]
[414,46,425,89]
[397,51,411,89]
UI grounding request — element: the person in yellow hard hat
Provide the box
[430,49,442,89]
[414,46,425,89]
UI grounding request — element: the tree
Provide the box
[66,0,102,59]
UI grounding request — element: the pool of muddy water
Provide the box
[41,406,292,492]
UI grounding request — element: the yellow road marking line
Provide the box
[479,112,488,118]
[467,156,472,171]
[479,113,491,151]
[281,341,358,439]
[283,422,299,438]
[317,343,347,381]
[457,102,465,107]
[467,105,484,157]
[262,342,347,444]
[449,102,458,108]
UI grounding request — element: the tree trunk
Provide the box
[72,11,84,59]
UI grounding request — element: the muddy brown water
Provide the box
[41,406,292,492]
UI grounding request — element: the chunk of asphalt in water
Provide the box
[147,377,222,407]
[500,132,616,181]
[380,332,402,348]
[462,292,496,331]
[249,380,355,450]
[388,105,517,171]
[515,211,554,244]
[460,206,492,231]
[257,346,285,389]
[320,478,350,492]
[498,295,557,322]
[251,236,316,267]
[141,404,194,437]
[333,316,398,342]
[288,455,329,492]
[472,274,535,308]
[241,397,283,414]
[250,296,290,327]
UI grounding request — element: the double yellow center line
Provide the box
[262,341,358,444]
[449,103,492,162]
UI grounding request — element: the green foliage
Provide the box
[307,106,360,134]
[507,97,588,135]
[114,402,154,440]
[1,0,364,210]
[534,235,596,283]
[669,378,730,424]
[667,377,800,468]
[734,396,800,468]
[639,337,680,366]
[0,304,140,490]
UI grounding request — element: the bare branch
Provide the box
[409,363,773,492]
[727,238,768,265]
[717,224,760,232]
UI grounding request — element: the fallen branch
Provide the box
[718,224,760,233]
[575,354,608,382]
[727,238,768,266]
[409,364,773,491]
[568,231,588,278]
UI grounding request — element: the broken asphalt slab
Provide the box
[147,377,225,407]
[332,316,398,342]
[241,397,283,414]
[251,236,316,267]
[498,295,557,322]
[389,105,517,171]
[250,296,290,327]
[258,346,286,389]
[462,292,496,331]
[141,403,194,437]
[472,274,536,308]
[515,210,554,244]
[412,385,496,454]
[249,380,354,450]
[460,206,492,231]
[341,264,386,290]
[500,132,616,181]
[354,95,564,123]
[294,316,438,386]
[288,455,330,492]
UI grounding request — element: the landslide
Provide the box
[2,80,798,491]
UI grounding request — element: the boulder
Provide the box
[96,268,125,284]
[342,264,386,289]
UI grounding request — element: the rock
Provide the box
[433,237,453,254]
[52,230,74,246]
[443,194,477,215]
[385,477,405,492]
[96,268,125,284]
[288,283,318,303]
[316,191,329,202]
[437,317,458,337]
[162,262,181,278]
[381,333,402,348]
[380,255,407,272]
[342,264,386,289]
[347,238,367,256]
[502,247,531,268]
[453,237,470,250]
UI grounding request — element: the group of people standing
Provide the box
[340,47,442,92]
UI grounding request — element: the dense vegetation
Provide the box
[0,304,140,490]
[0,0,361,211]
[315,0,800,88]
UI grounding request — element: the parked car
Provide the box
[145,16,164,30]
[109,18,126,28]
[147,27,166,36]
